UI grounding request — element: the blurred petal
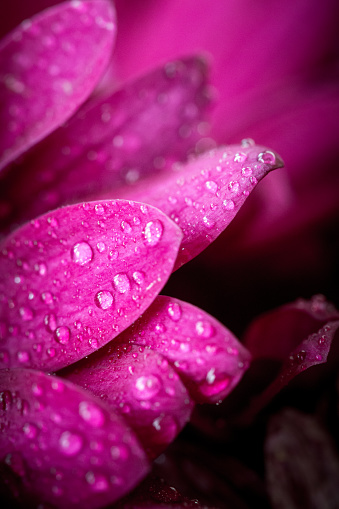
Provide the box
[0,200,182,371]
[63,343,194,459]
[0,368,149,508]
[0,57,210,229]
[115,143,283,269]
[117,295,251,404]
[244,294,339,360]
[265,408,339,509]
[0,0,116,171]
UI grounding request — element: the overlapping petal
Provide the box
[0,0,116,171]
[0,369,149,509]
[0,56,210,230]
[115,142,283,269]
[0,200,182,371]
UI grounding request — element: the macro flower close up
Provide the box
[1,1,339,508]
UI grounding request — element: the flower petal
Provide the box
[0,368,149,508]
[244,294,339,360]
[116,143,283,270]
[0,57,210,230]
[114,295,251,404]
[0,200,183,371]
[0,0,116,171]
[63,342,194,459]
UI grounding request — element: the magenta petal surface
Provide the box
[115,296,251,403]
[64,343,194,459]
[116,143,283,270]
[0,56,210,230]
[0,200,183,371]
[0,369,149,508]
[0,0,116,171]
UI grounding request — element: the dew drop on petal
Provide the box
[144,220,163,246]
[133,375,162,400]
[79,401,105,428]
[113,273,130,294]
[54,326,70,344]
[258,150,276,165]
[205,180,218,194]
[195,320,215,338]
[72,242,93,265]
[19,307,33,321]
[94,290,114,310]
[85,471,109,492]
[45,313,57,332]
[59,431,83,456]
[200,376,231,397]
[132,271,145,285]
[241,138,255,147]
[223,199,235,210]
[167,302,182,321]
[17,351,30,363]
[23,422,38,439]
[96,241,106,253]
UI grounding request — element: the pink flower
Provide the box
[0,1,286,507]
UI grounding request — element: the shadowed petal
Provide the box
[0,0,116,171]
[0,368,149,509]
[0,57,210,230]
[113,296,251,404]
[115,143,283,269]
[0,200,183,371]
[63,343,194,459]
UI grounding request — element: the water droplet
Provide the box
[32,383,43,396]
[195,320,215,338]
[89,338,98,350]
[144,220,163,246]
[241,138,255,147]
[19,306,33,321]
[108,250,118,261]
[37,262,47,276]
[223,199,235,210]
[258,150,276,165]
[96,241,106,253]
[23,422,38,439]
[110,445,129,461]
[59,431,83,456]
[1,390,12,411]
[121,221,132,233]
[95,204,105,215]
[205,181,218,194]
[41,291,53,305]
[94,290,114,310]
[47,347,56,357]
[79,401,105,427]
[234,152,247,163]
[133,375,162,400]
[113,273,130,294]
[17,351,30,363]
[72,242,93,265]
[132,271,145,285]
[45,313,57,332]
[228,181,240,194]
[54,326,70,344]
[85,471,109,492]
[152,415,178,443]
[200,376,231,397]
[167,302,182,321]
[241,166,253,176]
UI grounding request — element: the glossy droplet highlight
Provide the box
[132,271,145,285]
[79,401,105,428]
[113,273,130,294]
[19,307,33,321]
[144,220,163,246]
[167,302,182,322]
[54,326,70,344]
[195,320,214,338]
[85,471,109,492]
[94,290,114,310]
[72,241,93,265]
[23,422,38,439]
[258,150,276,165]
[133,375,162,400]
[205,180,218,194]
[59,431,83,456]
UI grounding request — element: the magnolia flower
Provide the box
[0,1,285,507]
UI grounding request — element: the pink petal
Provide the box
[244,295,339,361]
[0,200,183,371]
[0,0,116,171]
[113,296,251,404]
[115,143,283,270]
[0,57,210,230]
[63,342,194,459]
[0,368,149,508]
